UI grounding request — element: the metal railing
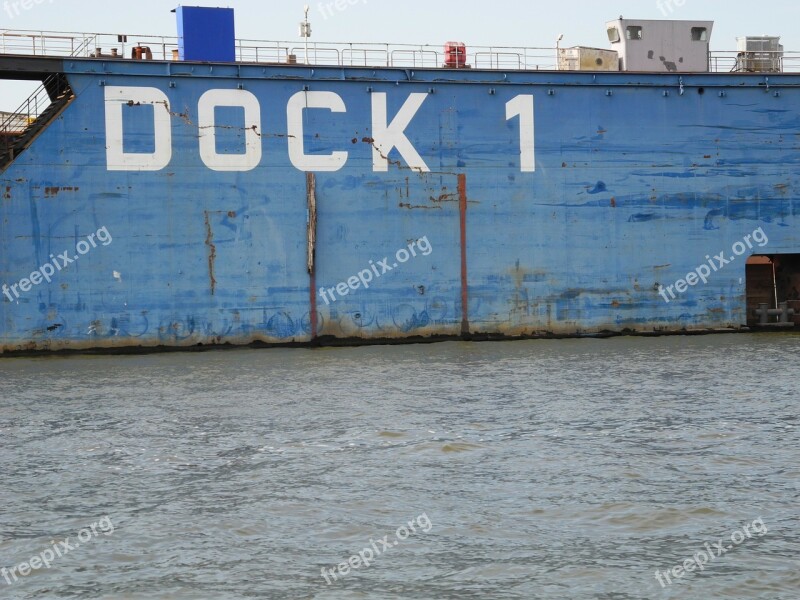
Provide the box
[0,30,179,60]
[0,29,560,69]
[0,73,60,135]
[708,50,800,73]
[3,29,800,73]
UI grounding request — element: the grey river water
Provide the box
[0,334,798,599]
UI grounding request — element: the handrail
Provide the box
[0,73,60,135]
[71,35,94,57]
[2,29,800,73]
[474,51,523,70]
[389,49,440,69]
[0,29,562,70]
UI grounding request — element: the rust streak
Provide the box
[307,173,318,339]
[459,173,470,337]
[399,202,440,210]
[361,137,450,175]
[203,211,217,296]
[158,100,194,125]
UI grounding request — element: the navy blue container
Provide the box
[175,6,235,62]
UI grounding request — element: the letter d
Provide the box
[105,86,172,171]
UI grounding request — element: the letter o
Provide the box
[76,241,91,255]
[78,529,93,543]
[198,89,262,172]
[396,249,410,264]
[731,530,745,545]
[396,526,409,540]
[732,241,747,256]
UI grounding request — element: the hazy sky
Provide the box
[1,0,799,108]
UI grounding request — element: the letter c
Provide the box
[287,91,348,172]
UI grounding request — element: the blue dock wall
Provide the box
[1,60,798,352]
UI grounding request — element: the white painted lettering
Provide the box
[371,92,430,173]
[506,94,536,172]
[197,89,262,172]
[105,86,172,171]
[287,91,348,172]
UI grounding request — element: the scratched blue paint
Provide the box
[1,59,800,352]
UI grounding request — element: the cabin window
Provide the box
[607,27,621,43]
[626,26,643,40]
[691,27,708,42]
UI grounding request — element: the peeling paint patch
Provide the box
[399,202,440,210]
[587,181,607,194]
[44,186,78,198]
[629,213,658,222]
[430,192,457,203]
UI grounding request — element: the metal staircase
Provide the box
[0,73,74,171]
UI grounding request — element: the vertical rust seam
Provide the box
[459,173,469,336]
[307,172,318,339]
[204,210,217,296]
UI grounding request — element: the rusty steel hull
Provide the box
[1,57,800,354]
